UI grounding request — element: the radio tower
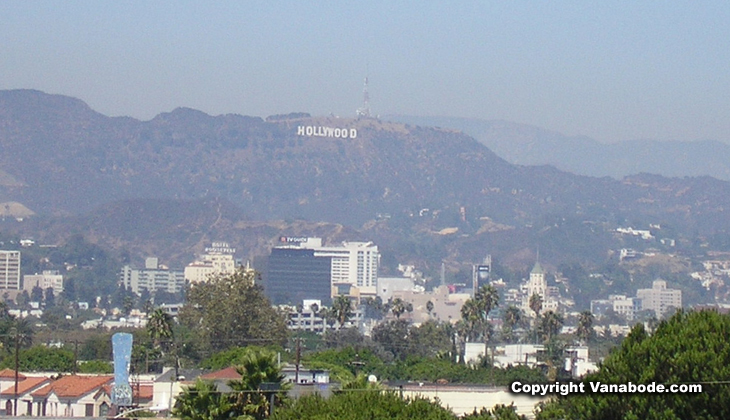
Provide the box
[356,75,371,118]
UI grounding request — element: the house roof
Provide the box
[0,377,50,397]
[200,366,241,381]
[32,375,113,399]
[0,376,50,396]
[0,369,25,380]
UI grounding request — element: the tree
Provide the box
[461,285,500,344]
[575,310,594,345]
[474,285,499,318]
[331,295,354,328]
[390,298,412,319]
[228,348,289,420]
[501,306,522,344]
[537,310,730,420]
[175,348,288,420]
[270,389,456,420]
[529,293,542,317]
[539,311,563,343]
[147,308,174,350]
[173,379,233,420]
[179,268,288,352]
[44,287,55,308]
[30,286,44,303]
[372,319,411,360]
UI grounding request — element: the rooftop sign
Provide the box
[205,242,236,254]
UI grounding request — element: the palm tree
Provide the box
[228,348,288,419]
[460,298,482,341]
[390,298,412,319]
[173,379,232,420]
[331,295,353,329]
[576,310,594,344]
[540,310,564,343]
[147,308,174,350]
[501,305,522,343]
[474,285,500,317]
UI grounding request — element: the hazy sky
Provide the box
[2,1,729,143]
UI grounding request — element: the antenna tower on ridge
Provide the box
[356,75,371,118]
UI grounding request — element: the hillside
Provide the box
[386,115,730,181]
[3,89,730,275]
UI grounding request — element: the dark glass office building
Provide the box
[262,248,332,305]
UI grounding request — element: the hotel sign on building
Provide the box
[297,126,357,139]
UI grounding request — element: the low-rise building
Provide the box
[23,270,64,296]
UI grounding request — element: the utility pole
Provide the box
[14,329,19,416]
[294,337,301,384]
[73,340,79,375]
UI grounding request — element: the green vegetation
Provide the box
[270,391,527,420]
[537,310,730,419]
[179,268,289,353]
[174,348,288,420]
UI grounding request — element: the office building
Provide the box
[263,237,380,304]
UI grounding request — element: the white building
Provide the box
[637,279,682,318]
[23,270,64,296]
[184,242,237,285]
[521,262,558,315]
[121,257,185,295]
[0,250,20,290]
[590,295,641,321]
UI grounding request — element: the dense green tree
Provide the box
[44,287,55,308]
[179,268,288,352]
[0,345,74,372]
[537,310,730,420]
[270,390,456,420]
[529,293,542,317]
[31,286,44,303]
[372,319,411,360]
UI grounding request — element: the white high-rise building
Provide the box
[0,250,20,290]
[184,242,238,284]
[636,279,682,318]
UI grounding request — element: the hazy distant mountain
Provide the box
[386,115,730,181]
[4,89,730,270]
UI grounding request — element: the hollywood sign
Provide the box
[297,125,357,139]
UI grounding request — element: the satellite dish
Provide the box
[368,375,377,383]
